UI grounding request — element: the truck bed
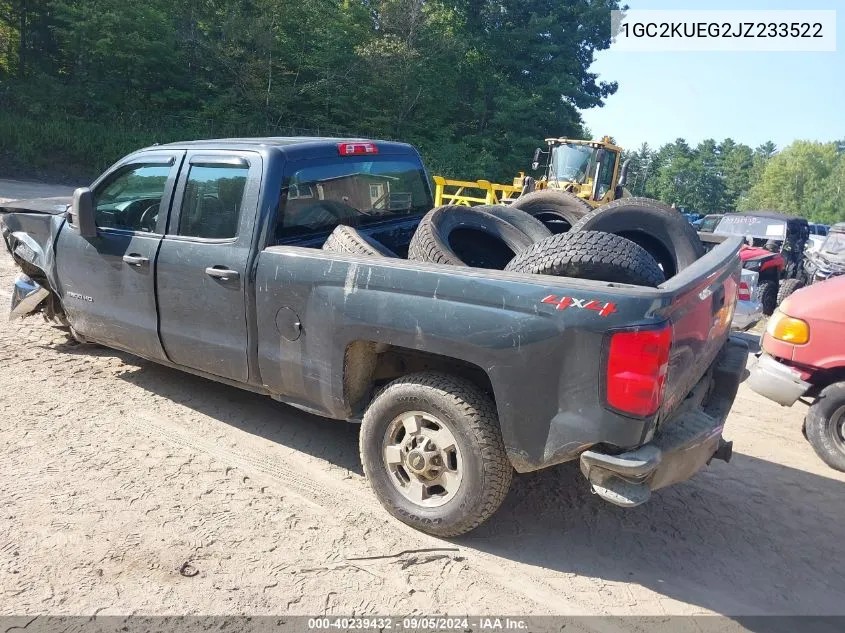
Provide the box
[256,227,743,471]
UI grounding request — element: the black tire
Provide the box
[777,278,804,305]
[296,200,361,229]
[569,197,705,278]
[322,225,397,257]
[805,382,845,472]
[472,204,552,243]
[408,205,539,270]
[758,279,778,316]
[359,371,513,537]
[504,231,666,287]
[510,190,592,234]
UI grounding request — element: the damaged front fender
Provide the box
[9,273,50,320]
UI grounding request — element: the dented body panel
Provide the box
[1,138,745,475]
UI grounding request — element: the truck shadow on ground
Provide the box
[467,456,845,618]
[78,343,842,619]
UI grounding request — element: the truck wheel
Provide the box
[758,279,778,315]
[408,205,538,269]
[472,204,552,243]
[777,278,804,305]
[570,197,705,278]
[510,190,592,234]
[504,231,666,287]
[322,225,397,257]
[359,371,513,537]
[805,383,845,472]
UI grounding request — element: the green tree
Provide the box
[739,141,845,223]
[719,139,754,211]
[0,0,624,180]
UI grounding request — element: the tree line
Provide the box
[0,0,620,179]
[1,1,842,224]
[623,138,845,225]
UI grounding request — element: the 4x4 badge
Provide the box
[542,295,616,317]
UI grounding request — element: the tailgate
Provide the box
[656,236,743,420]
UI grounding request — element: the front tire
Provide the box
[758,279,778,315]
[777,278,804,306]
[360,372,512,537]
[805,382,845,472]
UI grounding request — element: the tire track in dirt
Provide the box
[130,411,613,620]
[135,411,348,507]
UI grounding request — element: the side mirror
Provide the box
[532,147,541,171]
[70,188,97,238]
[617,158,632,187]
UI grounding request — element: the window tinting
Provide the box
[94,164,171,232]
[276,159,431,240]
[178,164,249,239]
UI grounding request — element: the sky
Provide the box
[580,0,845,153]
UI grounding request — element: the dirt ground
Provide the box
[1,181,844,624]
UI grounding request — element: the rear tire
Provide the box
[510,190,592,234]
[360,372,513,537]
[569,197,705,277]
[805,382,845,472]
[322,225,397,257]
[758,279,778,315]
[504,231,665,287]
[777,278,804,305]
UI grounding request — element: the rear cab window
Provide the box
[272,148,432,245]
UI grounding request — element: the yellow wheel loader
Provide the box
[432,136,632,209]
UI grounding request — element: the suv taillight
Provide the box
[738,281,751,302]
[604,324,672,418]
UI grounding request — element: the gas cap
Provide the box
[275,306,302,341]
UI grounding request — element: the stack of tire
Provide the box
[322,191,704,287]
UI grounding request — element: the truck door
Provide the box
[155,151,261,382]
[54,151,184,359]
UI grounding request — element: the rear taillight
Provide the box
[604,324,672,418]
[337,142,378,156]
[738,281,751,302]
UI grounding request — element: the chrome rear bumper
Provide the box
[579,337,747,507]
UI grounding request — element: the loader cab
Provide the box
[537,136,624,207]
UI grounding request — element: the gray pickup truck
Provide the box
[1,137,746,536]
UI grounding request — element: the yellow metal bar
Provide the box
[432,175,521,207]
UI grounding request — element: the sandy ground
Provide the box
[0,179,73,205]
[0,181,844,624]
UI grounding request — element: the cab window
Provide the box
[596,151,617,199]
[94,164,172,232]
[177,164,249,239]
[274,158,431,242]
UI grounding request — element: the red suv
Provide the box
[747,275,845,471]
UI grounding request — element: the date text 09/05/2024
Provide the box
[307,617,529,630]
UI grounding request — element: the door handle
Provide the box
[123,254,149,266]
[205,266,240,281]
